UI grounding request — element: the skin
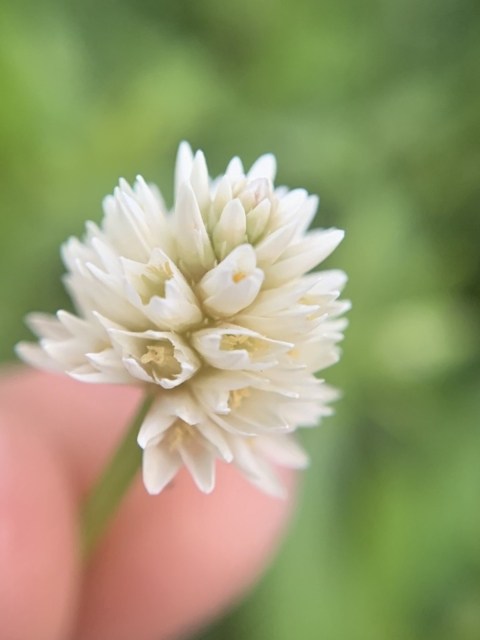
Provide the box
[0,368,296,640]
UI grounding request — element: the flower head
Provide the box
[17,142,349,496]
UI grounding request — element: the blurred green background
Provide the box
[1,0,480,638]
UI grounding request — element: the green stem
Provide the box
[80,392,154,559]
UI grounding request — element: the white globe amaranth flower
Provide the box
[17,142,349,497]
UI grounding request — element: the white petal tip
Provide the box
[248,153,277,181]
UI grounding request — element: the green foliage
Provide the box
[1,1,479,637]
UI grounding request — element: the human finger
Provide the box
[0,370,297,640]
[0,414,78,640]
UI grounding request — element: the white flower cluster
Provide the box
[17,143,349,497]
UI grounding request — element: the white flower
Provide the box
[196,244,264,318]
[16,142,348,497]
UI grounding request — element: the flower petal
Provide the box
[180,442,216,493]
[264,229,345,287]
[174,140,194,199]
[191,324,292,372]
[190,150,211,212]
[254,434,309,468]
[197,244,264,317]
[15,342,63,373]
[121,248,203,331]
[213,198,247,261]
[109,328,200,388]
[228,436,286,498]
[247,153,277,182]
[143,442,182,494]
[174,182,215,279]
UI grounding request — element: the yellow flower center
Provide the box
[140,341,182,378]
[140,262,173,302]
[167,419,196,451]
[229,387,251,409]
[220,334,266,354]
[232,271,247,283]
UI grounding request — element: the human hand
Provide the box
[0,368,295,640]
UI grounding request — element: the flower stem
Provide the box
[80,392,154,559]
